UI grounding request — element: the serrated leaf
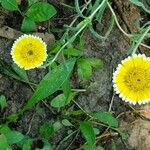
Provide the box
[23,58,76,111]
[21,17,36,32]
[26,2,57,22]
[91,112,118,128]
[85,58,103,69]
[0,95,7,110]
[40,123,54,139]
[1,0,19,11]
[6,131,24,144]
[79,121,95,146]
[77,59,92,79]
[0,134,9,150]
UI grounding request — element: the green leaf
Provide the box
[11,63,29,81]
[23,58,76,111]
[0,134,9,150]
[62,79,71,99]
[62,119,73,127]
[96,146,105,150]
[51,92,75,108]
[26,2,57,22]
[21,17,36,32]
[51,94,66,108]
[129,0,150,14]
[84,144,96,150]
[111,139,117,150]
[28,0,38,6]
[93,127,100,135]
[0,95,7,110]
[40,123,54,139]
[0,125,11,135]
[91,112,118,128]
[1,0,19,11]
[63,48,84,56]
[85,58,103,69]
[17,136,32,149]
[6,113,19,122]
[23,140,32,150]
[53,121,62,132]
[79,121,95,146]
[6,131,24,144]
[77,59,92,79]
[115,128,128,140]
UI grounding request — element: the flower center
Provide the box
[124,67,150,92]
[27,50,33,55]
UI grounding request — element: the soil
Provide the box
[0,0,150,150]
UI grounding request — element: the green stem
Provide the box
[43,0,107,68]
[131,26,150,55]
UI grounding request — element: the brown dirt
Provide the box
[0,0,150,150]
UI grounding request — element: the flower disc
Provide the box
[11,34,47,70]
[113,54,150,105]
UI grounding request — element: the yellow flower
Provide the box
[113,54,150,105]
[11,34,47,70]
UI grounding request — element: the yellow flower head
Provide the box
[11,34,47,70]
[113,54,150,105]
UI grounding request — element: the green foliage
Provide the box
[40,123,54,139]
[61,119,73,127]
[26,2,57,22]
[79,121,96,146]
[51,92,75,108]
[6,131,24,144]
[23,58,76,111]
[0,0,19,11]
[22,140,31,150]
[28,0,38,6]
[11,63,29,82]
[0,0,135,149]
[91,112,118,128]
[0,125,11,135]
[77,58,92,79]
[111,139,117,150]
[63,48,84,56]
[53,121,63,132]
[0,0,57,32]
[0,95,7,110]
[86,58,103,69]
[21,17,36,32]
[0,134,9,150]
[77,58,103,79]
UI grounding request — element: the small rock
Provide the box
[128,119,150,150]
